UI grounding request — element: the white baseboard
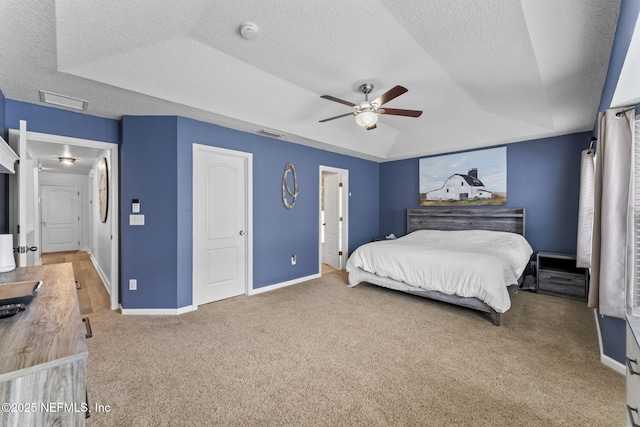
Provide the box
[89,253,111,296]
[120,305,196,316]
[177,305,195,315]
[119,273,321,314]
[601,354,626,375]
[248,273,321,295]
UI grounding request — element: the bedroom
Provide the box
[0,0,638,425]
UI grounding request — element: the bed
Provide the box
[346,208,533,325]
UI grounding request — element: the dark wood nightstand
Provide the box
[536,252,589,301]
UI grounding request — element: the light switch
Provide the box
[129,214,145,226]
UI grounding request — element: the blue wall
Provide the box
[380,132,588,254]
[119,115,379,309]
[120,116,179,309]
[5,99,119,143]
[0,101,379,310]
[600,315,626,365]
[2,98,119,237]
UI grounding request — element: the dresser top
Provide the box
[0,263,88,381]
[628,315,640,349]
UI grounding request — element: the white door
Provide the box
[9,120,36,267]
[323,173,342,269]
[41,185,80,253]
[193,145,249,306]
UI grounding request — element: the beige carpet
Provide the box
[86,271,624,426]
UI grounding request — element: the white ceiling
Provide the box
[611,12,640,108]
[0,0,623,166]
[28,140,102,175]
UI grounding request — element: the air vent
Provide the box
[39,90,88,111]
[259,129,285,138]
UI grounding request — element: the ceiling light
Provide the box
[58,157,76,165]
[355,110,378,128]
[39,90,88,111]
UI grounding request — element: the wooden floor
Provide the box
[41,251,112,317]
[322,263,340,275]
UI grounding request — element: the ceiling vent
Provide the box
[259,128,285,138]
[39,90,88,111]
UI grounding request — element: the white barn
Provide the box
[425,168,493,201]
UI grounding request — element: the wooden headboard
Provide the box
[406,208,526,236]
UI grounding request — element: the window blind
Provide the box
[633,114,640,313]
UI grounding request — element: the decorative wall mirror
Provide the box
[98,157,109,223]
[282,163,300,209]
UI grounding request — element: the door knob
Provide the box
[239,230,246,236]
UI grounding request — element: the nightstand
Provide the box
[373,236,399,242]
[536,252,589,301]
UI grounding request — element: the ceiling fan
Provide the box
[319,83,423,130]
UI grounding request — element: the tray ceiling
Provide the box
[0,0,622,162]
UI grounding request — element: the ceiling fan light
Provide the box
[355,111,378,128]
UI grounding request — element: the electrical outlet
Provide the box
[291,255,297,265]
[129,279,137,290]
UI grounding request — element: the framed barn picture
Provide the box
[419,147,507,206]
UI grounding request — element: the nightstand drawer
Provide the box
[537,271,586,298]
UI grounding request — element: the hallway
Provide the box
[41,250,112,317]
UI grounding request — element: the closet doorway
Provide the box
[319,166,349,273]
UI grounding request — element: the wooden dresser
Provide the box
[0,263,88,427]
[628,316,640,427]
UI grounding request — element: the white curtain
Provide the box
[588,107,636,318]
[576,149,595,268]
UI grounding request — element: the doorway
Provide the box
[319,166,349,274]
[8,121,119,310]
[192,144,253,307]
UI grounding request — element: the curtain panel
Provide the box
[588,107,635,318]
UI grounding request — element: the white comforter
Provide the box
[346,230,533,313]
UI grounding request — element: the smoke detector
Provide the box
[239,22,259,40]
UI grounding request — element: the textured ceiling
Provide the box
[611,11,640,108]
[0,0,622,164]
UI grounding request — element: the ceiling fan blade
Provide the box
[319,112,354,123]
[320,95,357,107]
[365,124,377,131]
[371,85,408,106]
[381,108,423,118]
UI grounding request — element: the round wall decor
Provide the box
[98,157,109,223]
[282,163,300,209]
